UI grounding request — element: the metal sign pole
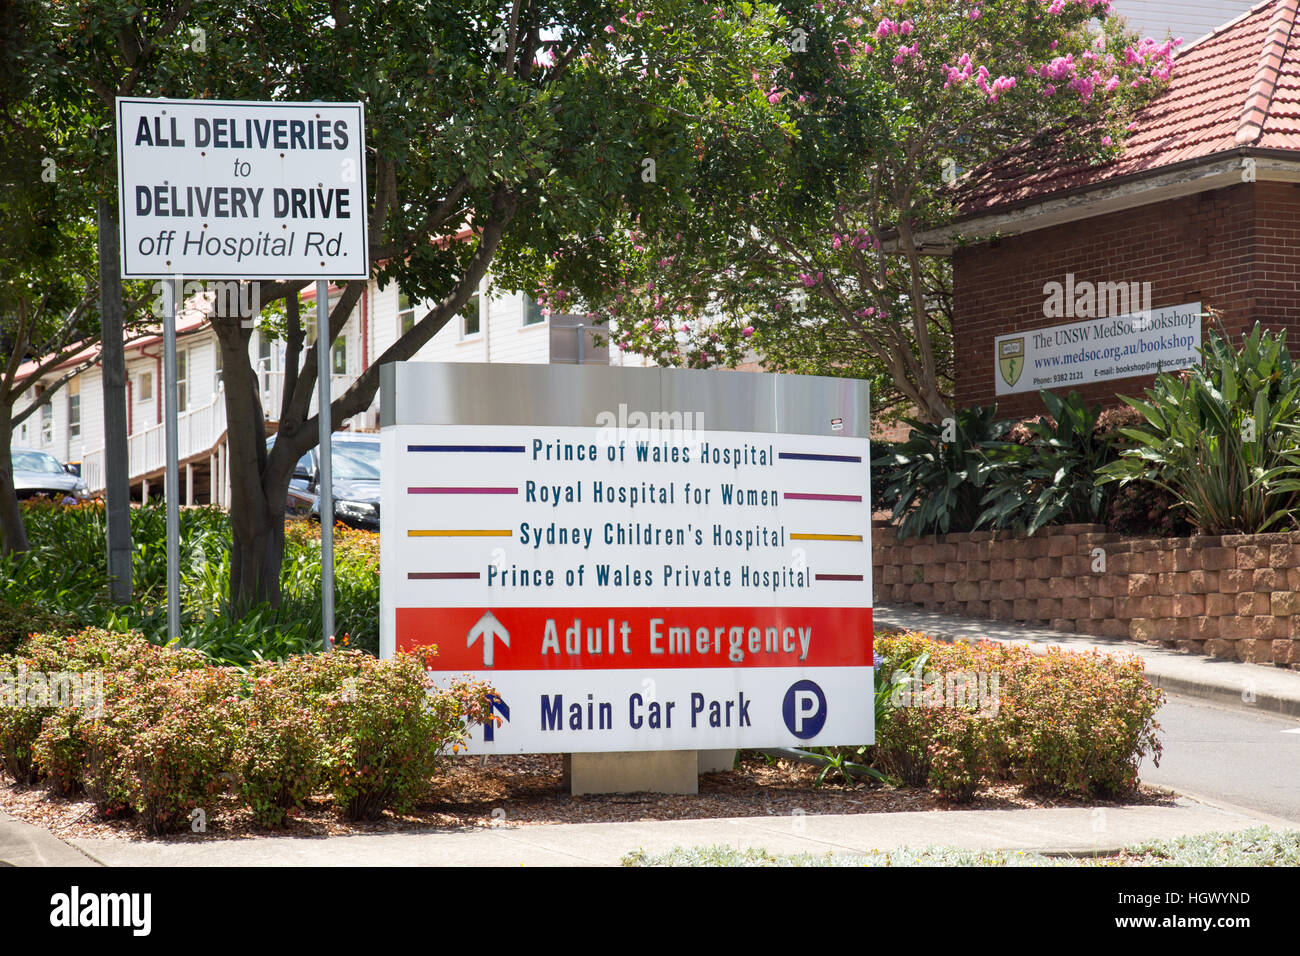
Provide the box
[162,277,182,641]
[316,280,335,652]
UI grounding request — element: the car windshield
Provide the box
[332,443,379,481]
[12,450,65,475]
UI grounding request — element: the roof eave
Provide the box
[909,147,1300,255]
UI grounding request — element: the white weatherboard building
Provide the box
[14,277,637,506]
[1111,0,1256,44]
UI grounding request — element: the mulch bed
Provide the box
[0,752,1176,843]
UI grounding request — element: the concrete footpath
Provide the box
[29,795,1289,867]
[875,604,1300,719]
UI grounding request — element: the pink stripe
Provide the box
[784,492,863,502]
[409,487,518,495]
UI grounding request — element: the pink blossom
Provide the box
[742,326,755,338]
[967,8,981,19]
[1101,135,1113,146]
[604,24,615,34]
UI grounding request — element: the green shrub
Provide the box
[1094,406,1196,537]
[1,629,140,785]
[1000,647,1163,798]
[0,685,47,784]
[0,502,381,665]
[27,630,207,797]
[875,406,1011,537]
[979,390,1116,534]
[873,632,1163,800]
[1099,323,1300,534]
[925,708,991,803]
[315,650,497,821]
[0,600,73,655]
[869,440,901,514]
[84,667,240,835]
[874,637,1003,800]
[11,627,499,829]
[232,659,326,828]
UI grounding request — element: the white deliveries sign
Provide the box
[994,302,1201,396]
[116,98,368,279]
[380,424,874,753]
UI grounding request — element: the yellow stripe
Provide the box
[790,533,863,542]
[408,529,513,537]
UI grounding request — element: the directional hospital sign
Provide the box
[116,97,368,279]
[379,363,874,753]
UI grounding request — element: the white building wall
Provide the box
[1111,0,1256,44]
[77,369,103,465]
[19,268,628,479]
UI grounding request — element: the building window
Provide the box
[398,292,416,336]
[214,345,224,392]
[523,296,546,326]
[176,348,188,413]
[139,371,153,402]
[460,293,481,338]
[68,380,81,439]
[40,401,53,445]
[332,338,348,375]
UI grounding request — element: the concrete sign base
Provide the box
[563,751,701,795]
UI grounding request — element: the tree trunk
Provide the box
[214,319,298,612]
[0,415,29,555]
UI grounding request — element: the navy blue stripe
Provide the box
[408,444,526,453]
[779,452,862,463]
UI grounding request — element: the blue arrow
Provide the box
[483,695,510,742]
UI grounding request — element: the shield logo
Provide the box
[998,337,1025,388]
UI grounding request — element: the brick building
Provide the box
[920,0,1300,419]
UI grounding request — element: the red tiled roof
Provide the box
[958,0,1300,216]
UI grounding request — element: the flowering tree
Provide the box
[522,0,1180,421]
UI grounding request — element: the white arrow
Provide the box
[467,610,510,667]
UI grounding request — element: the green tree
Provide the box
[0,0,140,554]
[49,1,798,610]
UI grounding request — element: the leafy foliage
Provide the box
[313,650,498,821]
[875,406,1009,537]
[979,390,1115,534]
[0,502,379,664]
[530,0,1178,420]
[3,628,497,830]
[872,631,1164,800]
[1099,323,1300,534]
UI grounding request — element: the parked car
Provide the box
[271,433,381,531]
[10,448,91,501]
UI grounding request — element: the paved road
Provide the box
[1142,692,1300,824]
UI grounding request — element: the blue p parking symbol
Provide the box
[782,680,827,739]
